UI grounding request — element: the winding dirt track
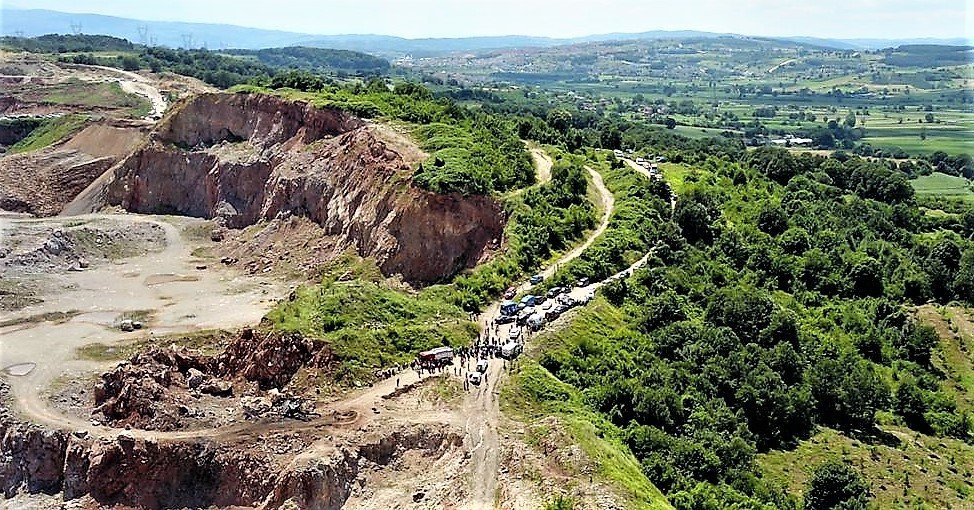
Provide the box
[73,64,168,120]
[464,163,615,509]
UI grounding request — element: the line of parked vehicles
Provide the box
[498,275,594,333]
[419,274,595,389]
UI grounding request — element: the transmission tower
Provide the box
[70,22,82,35]
[180,33,194,49]
[137,24,149,45]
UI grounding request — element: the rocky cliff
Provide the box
[71,92,502,284]
[1,375,462,509]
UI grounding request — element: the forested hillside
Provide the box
[530,145,974,508]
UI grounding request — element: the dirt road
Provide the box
[529,147,553,184]
[75,64,168,120]
[461,156,680,507]
[463,162,614,509]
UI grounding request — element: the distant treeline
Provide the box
[1,34,389,89]
[0,34,135,53]
[222,47,389,73]
[883,45,974,67]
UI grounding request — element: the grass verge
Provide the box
[8,114,87,154]
[502,359,673,510]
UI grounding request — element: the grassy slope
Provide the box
[265,255,477,383]
[920,306,974,413]
[503,298,672,510]
[758,427,974,509]
[8,114,87,153]
[910,172,974,201]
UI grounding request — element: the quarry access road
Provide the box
[73,64,169,120]
[464,158,614,510]
[464,154,681,508]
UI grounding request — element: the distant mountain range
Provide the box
[2,8,971,57]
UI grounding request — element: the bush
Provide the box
[803,461,871,510]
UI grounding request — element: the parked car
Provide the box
[527,313,545,331]
[546,286,564,299]
[468,372,482,386]
[541,300,554,311]
[503,287,517,300]
[476,359,489,374]
[578,291,595,304]
[516,307,535,326]
[496,314,515,325]
[500,342,523,360]
[509,326,522,340]
[529,274,543,285]
[557,294,577,306]
[500,300,518,316]
[519,294,538,306]
[577,277,589,287]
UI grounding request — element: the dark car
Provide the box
[546,286,564,299]
[529,274,543,285]
[496,314,515,324]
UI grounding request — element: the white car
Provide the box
[509,326,522,340]
[468,372,482,386]
[476,359,489,373]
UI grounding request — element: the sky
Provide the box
[5,0,972,40]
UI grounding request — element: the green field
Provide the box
[910,172,974,200]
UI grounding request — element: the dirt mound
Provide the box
[0,120,149,215]
[72,92,502,284]
[92,329,335,431]
[0,219,166,275]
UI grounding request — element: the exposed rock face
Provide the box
[92,330,335,431]
[2,375,462,509]
[266,424,464,510]
[74,92,502,283]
